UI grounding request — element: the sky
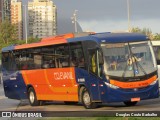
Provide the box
[52,0,160,33]
[25,0,160,34]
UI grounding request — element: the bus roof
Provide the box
[2,32,149,52]
[68,32,148,43]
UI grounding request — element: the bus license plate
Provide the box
[131,97,140,102]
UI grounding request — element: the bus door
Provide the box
[2,51,25,99]
[88,48,102,101]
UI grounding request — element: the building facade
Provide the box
[11,0,23,40]
[28,0,57,38]
[3,0,11,21]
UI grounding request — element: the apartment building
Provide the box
[11,0,23,40]
[28,0,57,38]
[3,0,11,21]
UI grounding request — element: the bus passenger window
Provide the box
[55,44,69,68]
[22,64,28,70]
[41,46,56,69]
[49,60,55,68]
[70,57,78,67]
[79,57,85,67]
[42,61,49,68]
[34,55,42,69]
[55,58,61,68]
[2,53,9,71]
[70,42,85,68]
[62,61,69,67]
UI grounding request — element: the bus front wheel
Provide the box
[124,101,137,106]
[28,87,40,106]
[81,88,97,109]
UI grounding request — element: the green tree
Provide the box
[131,27,141,33]
[9,36,41,45]
[131,27,153,40]
[27,36,41,43]
[153,33,160,40]
[0,19,17,44]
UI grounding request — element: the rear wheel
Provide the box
[81,88,97,109]
[28,87,40,106]
[124,101,137,106]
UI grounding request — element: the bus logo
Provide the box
[54,72,74,80]
[2,112,11,117]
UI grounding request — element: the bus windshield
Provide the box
[101,41,157,77]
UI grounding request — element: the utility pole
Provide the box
[23,5,28,43]
[71,10,78,33]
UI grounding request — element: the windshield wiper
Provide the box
[128,43,147,77]
[133,56,147,76]
[122,43,147,78]
[122,43,135,78]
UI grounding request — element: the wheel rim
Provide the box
[83,91,91,105]
[29,91,35,103]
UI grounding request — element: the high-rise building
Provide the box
[3,0,11,21]
[28,0,57,38]
[11,0,23,40]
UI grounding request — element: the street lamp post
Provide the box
[71,10,78,33]
[23,5,28,44]
[127,0,131,32]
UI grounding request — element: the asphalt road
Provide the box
[0,84,20,111]
[0,82,160,118]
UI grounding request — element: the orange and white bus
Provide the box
[1,32,159,109]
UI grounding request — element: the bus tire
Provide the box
[124,101,137,106]
[79,86,85,102]
[81,87,97,109]
[28,87,40,106]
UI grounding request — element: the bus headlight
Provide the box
[150,79,158,85]
[105,82,119,89]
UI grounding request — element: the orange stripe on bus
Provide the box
[15,39,67,50]
[21,68,79,101]
[21,71,29,85]
[44,69,68,94]
[41,33,74,42]
[110,75,157,89]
